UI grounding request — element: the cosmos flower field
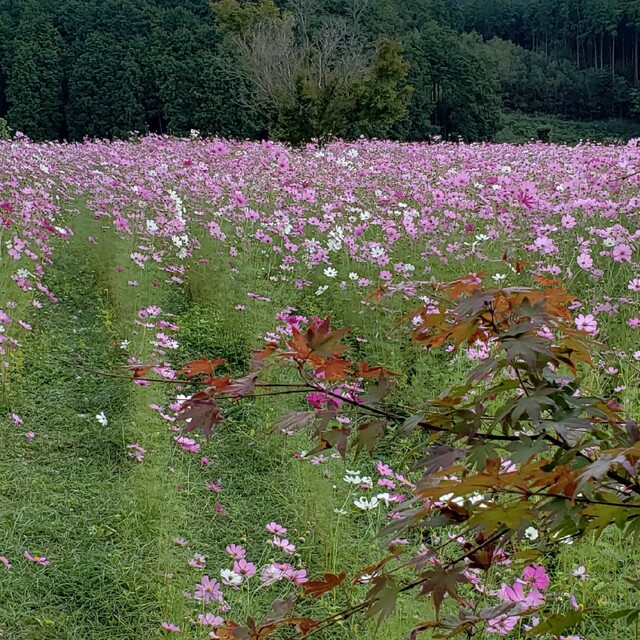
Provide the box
[0,135,639,639]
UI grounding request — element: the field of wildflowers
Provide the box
[0,135,639,639]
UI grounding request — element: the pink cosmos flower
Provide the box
[126,443,146,461]
[0,555,11,569]
[261,563,285,586]
[198,613,224,627]
[270,536,296,554]
[188,553,206,569]
[205,481,223,493]
[233,558,257,578]
[520,564,549,590]
[225,544,245,560]
[576,253,593,269]
[195,575,223,603]
[283,566,308,585]
[160,622,180,632]
[375,461,393,476]
[496,582,544,609]
[24,551,49,566]
[574,313,598,335]
[611,243,632,263]
[266,522,287,535]
[486,615,519,635]
[174,436,200,454]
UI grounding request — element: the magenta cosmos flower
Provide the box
[520,564,550,590]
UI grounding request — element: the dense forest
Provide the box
[2,0,640,143]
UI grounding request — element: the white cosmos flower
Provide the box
[356,573,375,583]
[315,285,328,296]
[96,412,108,427]
[348,272,359,280]
[220,569,243,587]
[344,474,363,484]
[324,267,338,278]
[440,492,485,507]
[525,526,539,541]
[353,496,379,510]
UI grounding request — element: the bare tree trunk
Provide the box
[611,35,615,77]
[633,27,638,84]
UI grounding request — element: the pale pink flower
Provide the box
[23,551,49,566]
[574,313,598,335]
[270,536,296,554]
[261,563,285,586]
[266,522,287,535]
[225,544,245,560]
[486,615,519,634]
[198,613,224,627]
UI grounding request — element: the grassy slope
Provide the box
[495,112,640,144]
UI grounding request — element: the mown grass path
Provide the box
[0,225,192,639]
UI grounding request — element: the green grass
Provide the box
[1,206,639,640]
[495,112,640,144]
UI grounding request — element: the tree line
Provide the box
[0,0,639,144]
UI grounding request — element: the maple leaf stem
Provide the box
[301,529,507,638]
[60,360,204,385]
[398,529,507,596]
[525,489,640,510]
[514,368,531,397]
[222,389,312,399]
